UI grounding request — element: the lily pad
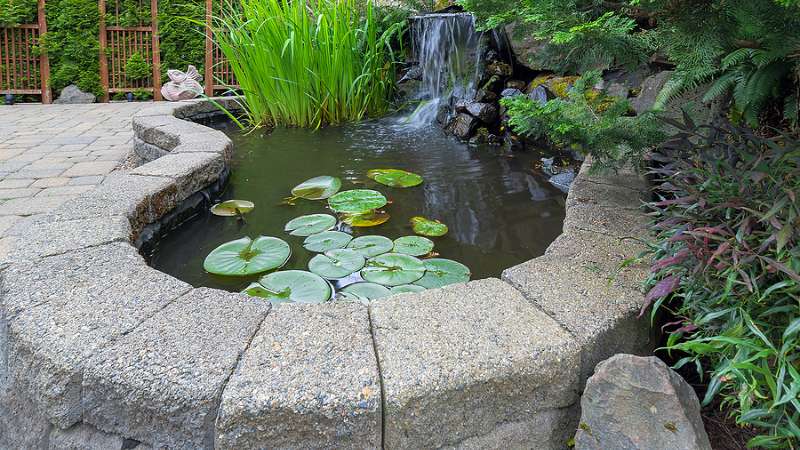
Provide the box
[308,249,366,279]
[285,214,337,236]
[361,253,426,286]
[341,210,390,227]
[210,200,255,217]
[410,216,449,237]
[367,169,423,188]
[291,175,342,200]
[347,235,394,257]
[303,231,352,253]
[256,270,332,303]
[340,282,391,300]
[328,189,387,214]
[393,236,434,256]
[390,284,427,294]
[203,236,290,276]
[242,282,272,298]
[414,258,471,289]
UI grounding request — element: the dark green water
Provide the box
[149,118,566,292]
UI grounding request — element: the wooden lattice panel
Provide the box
[0,25,42,94]
[106,26,154,93]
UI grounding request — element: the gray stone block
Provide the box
[82,288,271,449]
[370,278,581,449]
[2,243,191,427]
[133,137,170,162]
[503,254,654,384]
[130,152,225,198]
[563,201,651,240]
[566,176,649,210]
[48,422,125,450]
[173,131,233,159]
[0,376,52,449]
[215,302,381,449]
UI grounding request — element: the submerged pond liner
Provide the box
[147,117,568,295]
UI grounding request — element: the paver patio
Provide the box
[0,103,151,236]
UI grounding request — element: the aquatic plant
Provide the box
[210,199,255,217]
[410,216,449,237]
[203,236,291,276]
[367,169,424,188]
[214,0,405,127]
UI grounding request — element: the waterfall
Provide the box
[402,13,483,128]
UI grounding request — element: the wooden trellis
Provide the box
[0,0,52,103]
[204,0,238,96]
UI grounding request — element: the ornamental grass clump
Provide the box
[214,0,403,128]
[644,117,800,448]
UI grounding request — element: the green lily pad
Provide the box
[210,200,255,217]
[361,253,426,286]
[414,258,471,289]
[303,231,352,253]
[390,284,427,294]
[411,216,449,237]
[203,236,290,276]
[328,189,387,214]
[242,282,271,298]
[340,282,391,300]
[285,214,337,236]
[393,236,434,256]
[347,235,394,257]
[256,270,332,304]
[308,249,366,279]
[291,175,342,200]
[341,210,390,227]
[367,169,423,188]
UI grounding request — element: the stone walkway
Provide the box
[0,102,151,236]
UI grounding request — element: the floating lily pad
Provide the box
[414,258,471,289]
[210,200,255,217]
[393,236,434,256]
[367,169,423,188]
[308,249,366,279]
[256,270,332,303]
[341,210,390,227]
[347,235,394,257]
[285,214,337,236]
[328,189,387,214]
[340,282,391,300]
[291,175,342,200]
[203,236,290,276]
[410,216,449,237]
[390,284,427,294]
[303,231,352,252]
[361,253,426,286]
[242,282,272,298]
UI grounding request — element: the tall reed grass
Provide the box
[214,0,404,128]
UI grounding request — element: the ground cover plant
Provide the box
[213,0,406,127]
[644,119,799,448]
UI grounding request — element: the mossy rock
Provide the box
[526,75,580,99]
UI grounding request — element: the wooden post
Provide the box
[204,0,213,96]
[98,0,109,102]
[151,0,162,101]
[37,0,51,103]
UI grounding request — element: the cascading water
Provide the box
[402,13,483,127]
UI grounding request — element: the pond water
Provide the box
[148,118,567,293]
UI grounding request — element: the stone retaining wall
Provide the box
[0,99,654,449]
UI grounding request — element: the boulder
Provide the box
[548,171,575,193]
[504,22,549,70]
[575,354,712,450]
[475,89,498,103]
[465,102,498,123]
[501,88,524,98]
[506,79,527,90]
[486,61,513,77]
[630,71,673,115]
[54,85,95,104]
[447,113,478,140]
[526,75,580,99]
[528,85,554,105]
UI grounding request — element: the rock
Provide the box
[575,354,712,450]
[504,22,549,70]
[527,75,580,99]
[454,100,469,114]
[528,85,554,105]
[486,61,513,77]
[501,88,524,98]
[447,113,478,140]
[630,71,673,115]
[465,102,498,123]
[54,85,95,104]
[436,104,452,127]
[506,79,527,90]
[548,171,576,193]
[605,82,629,100]
[48,422,125,450]
[469,128,489,145]
[475,89,498,103]
[399,65,423,83]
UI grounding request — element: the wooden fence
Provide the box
[0,0,235,103]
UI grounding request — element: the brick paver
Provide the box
[0,102,151,236]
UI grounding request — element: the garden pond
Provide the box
[148,118,567,301]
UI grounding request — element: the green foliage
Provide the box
[107,0,151,26]
[158,1,206,78]
[214,0,406,127]
[645,119,800,448]
[0,0,36,26]
[503,71,665,168]
[43,0,102,96]
[125,52,151,80]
